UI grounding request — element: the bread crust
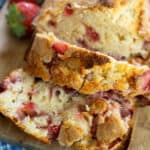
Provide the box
[73,129,131,150]
[26,32,149,96]
[0,105,50,144]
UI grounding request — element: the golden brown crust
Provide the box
[73,128,131,150]
[96,115,127,143]
[0,105,50,144]
[26,33,54,81]
[68,50,110,68]
[26,32,149,96]
[58,120,86,146]
[89,99,108,115]
[27,32,111,91]
[128,53,150,67]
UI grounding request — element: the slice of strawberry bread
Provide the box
[26,32,150,96]
[0,69,133,150]
[34,0,150,61]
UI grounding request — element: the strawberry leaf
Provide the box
[6,4,26,38]
[37,0,44,5]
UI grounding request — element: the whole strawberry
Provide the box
[9,0,44,5]
[6,2,40,38]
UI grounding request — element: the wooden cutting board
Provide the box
[128,106,150,150]
[0,2,149,150]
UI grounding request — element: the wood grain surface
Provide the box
[128,106,150,150]
[0,2,149,150]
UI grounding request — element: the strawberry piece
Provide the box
[21,102,38,117]
[0,81,8,93]
[85,26,100,42]
[138,70,150,93]
[47,118,52,125]
[10,76,22,83]
[6,2,40,38]
[77,39,89,49]
[64,3,74,16]
[48,125,60,139]
[120,101,133,118]
[52,41,68,54]
[9,0,44,5]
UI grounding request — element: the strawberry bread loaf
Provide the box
[34,0,150,62]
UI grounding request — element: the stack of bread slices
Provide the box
[0,0,150,150]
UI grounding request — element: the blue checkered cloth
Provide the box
[0,141,25,150]
[0,0,6,9]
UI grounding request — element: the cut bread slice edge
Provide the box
[0,68,134,150]
[0,69,50,143]
[0,105,50,144]
[34,0,148,59]
[26,32,150,97]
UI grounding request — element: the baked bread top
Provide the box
[34,0,150,59]
[0,69,132,150]
[26,32,150,96]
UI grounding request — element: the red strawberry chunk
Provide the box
[0,81,9,93]
[64,3,74,16]
[48,125,60,139]
[85,26,100,42]
[52,41,68,54]
[138,70,150,93]
[10,76,22,83]
[77,39,89,49]
[120,101,133,118]
[21,102,38,117]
